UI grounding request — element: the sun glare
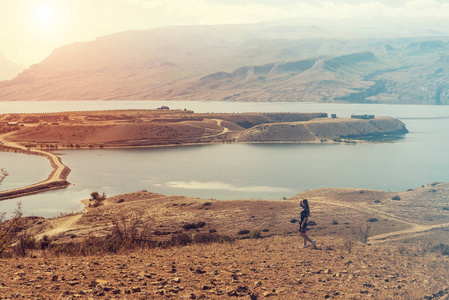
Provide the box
[35,4,56,25]
[27,1,66,37]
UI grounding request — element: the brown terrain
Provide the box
[1,183,449,299]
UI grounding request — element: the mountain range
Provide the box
[0,20,448,104]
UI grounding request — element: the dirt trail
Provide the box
[312,197,449,244]
[35,214,83,240]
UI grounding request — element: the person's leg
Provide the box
[300,232,309,246]
[301,232,316,248]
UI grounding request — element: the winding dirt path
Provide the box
[35,214,83,240]
[312,197,449,244]
[0,131,71,201]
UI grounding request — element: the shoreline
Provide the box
[0,142,71,201]
[0,135,397,202]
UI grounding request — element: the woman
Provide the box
[299,199,316,248]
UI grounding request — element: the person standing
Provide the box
[299,199,316,248]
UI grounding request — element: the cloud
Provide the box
[159,180,293,193]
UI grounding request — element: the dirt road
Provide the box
[0,132,70,200]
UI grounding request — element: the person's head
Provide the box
[300,199,310,210]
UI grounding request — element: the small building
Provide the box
[7,122,19,126]
[351,114,374,120]
[157,106,170,110]
[331,114,337,119]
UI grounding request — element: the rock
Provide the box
[52,275,58,282]
[172,277,181,283]
[249,292,258,300]
[254,281,262,288]
[131,286,141,293]
[263,291,274,297]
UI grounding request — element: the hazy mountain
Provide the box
[0,52,25,81]
[0,21,448,104]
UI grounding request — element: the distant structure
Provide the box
[351,114,374,120]
[331,114,337,119]
[157,106,170,110]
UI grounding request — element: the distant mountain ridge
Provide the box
[0,53,25,81]
[0,21,448,104]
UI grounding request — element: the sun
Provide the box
[34,3,58,26]
[34,3,57,26]
[26,1,67,37]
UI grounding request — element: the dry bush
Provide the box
[163,232,234,248]
[0,203,28,257]
[351,222,371,244]
[249,230,262,239]
[109,210,153,249]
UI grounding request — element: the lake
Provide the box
[1,101,449,218]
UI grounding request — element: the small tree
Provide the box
[90,191,107,207]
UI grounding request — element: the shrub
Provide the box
[290,218,298,223]
[332,220,339,225]
[262,229,269,232]
[167,233,192,246]
[237,230,250,235]
[249,230,262,239]
[193,233,233,244]
[432,243,449,256]
[367,218,378,223]
[443,207,449,211]
[351,223,371,244]
[0,203,25,257]
[392,195,401,201]
[308,220,317,226]
[374,200,381,203]
[182,223,198,230]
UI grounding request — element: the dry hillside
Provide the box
[2,183,449,299]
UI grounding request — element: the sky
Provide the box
[1,0,449,65]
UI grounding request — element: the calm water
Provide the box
[1,101,449,218]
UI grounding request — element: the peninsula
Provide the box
[1,109,407,149]
[0,109,408,200]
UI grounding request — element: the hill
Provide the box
[2,183,449,298]
[1,110,407,150]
